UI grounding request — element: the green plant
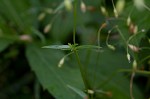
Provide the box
[0,0,150,99]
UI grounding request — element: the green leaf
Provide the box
[77,45,101,50]
[0,38,13,52]
[26,44,84,99]
[27,44,144,99]
[78,49,144,99]
[42,45,70,50]
[67,85,87,98]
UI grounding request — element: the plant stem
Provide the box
[73,0,77,44]
[74,50,88,89]
[73,0,88,91]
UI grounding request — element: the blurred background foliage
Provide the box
[0,0,150,99]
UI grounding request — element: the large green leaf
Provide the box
[26,44,84,99]
[26,44,143,99]
[78,49,144,99]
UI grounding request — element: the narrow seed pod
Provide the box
[116,0,125,14]
[80,1,86,13]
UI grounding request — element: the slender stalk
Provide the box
[74,50,88,89]
[130,72,135,99]
[73,0,88,90]
[97,23,106,47]
[73,0,77,44]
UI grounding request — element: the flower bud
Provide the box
[64,0,73,11]
[127,16,131,26]
[116,0,125,14]
[108,45,116,51]
[80,1,86,13]
[44,24,52,33]
[133,0,145,10]
[132,60,137,70]
[100,6,108,16]
[58,57,65,68]
[128,44,140,52]
[38,12,46,21]
[127,53,131,63]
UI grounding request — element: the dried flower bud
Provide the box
[38,12,46,21]
[129,24,138,34]
[44,24,52,33]
[128,44,140,52]
[80,1,86,13]
[133,25,138,34]
[116,0,125,14]
[64,0,73,11]
[19,34,32,42]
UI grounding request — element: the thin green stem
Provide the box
[116,26,127,44]
[74,50,88,89]
[73,0,77,44]
[97,26,102,47]
[97,23,106,47]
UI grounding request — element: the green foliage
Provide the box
[0,0,150,99]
